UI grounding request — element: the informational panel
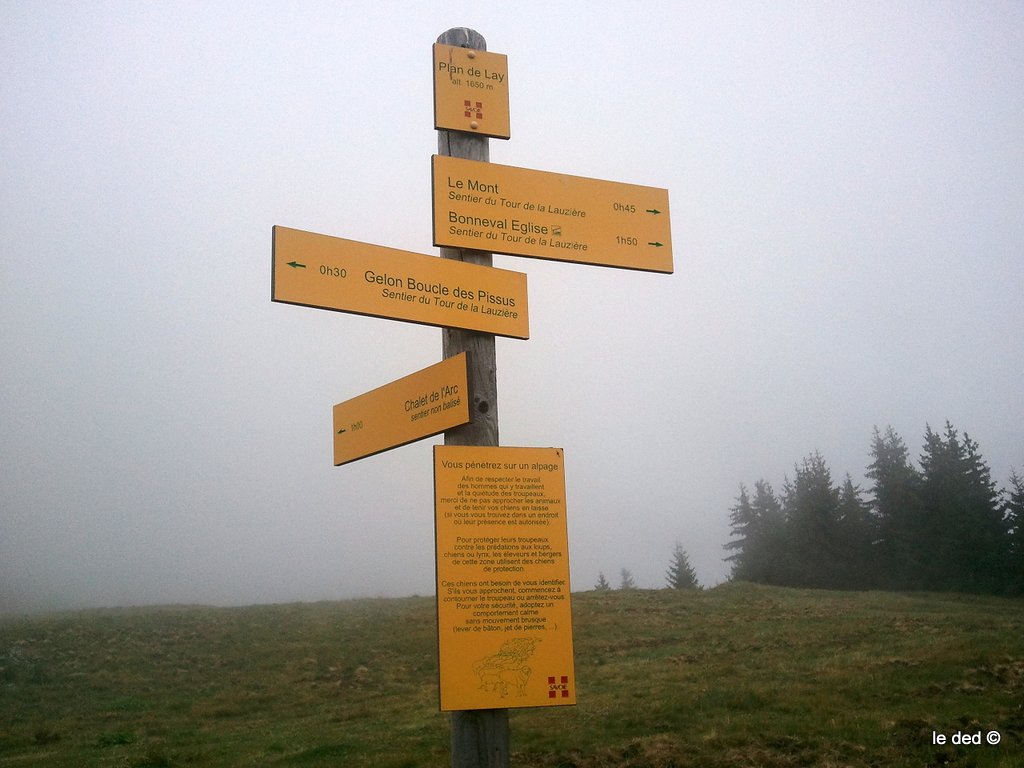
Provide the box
[333,354,469,466]
[434,446,575,711]
[432,155,673,273]
[272,226,529,339]
[433,43,510,139]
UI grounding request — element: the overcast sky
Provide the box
[2,1,1022,614]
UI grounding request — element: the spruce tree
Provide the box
[725,485,754,579]
[666,542,700,589]
[867,426,924,589]
[619,568,637,590]
[1006,472,1024,595]
[782,452,841,589]
[726,480,785,584]
[750,480,786,584]
[836,475,879,589]
[918,423,1008,593]
[594,572,611,591]
[960,431,1010,593]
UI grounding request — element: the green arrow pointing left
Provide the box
[287,261,306,269]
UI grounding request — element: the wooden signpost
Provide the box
[271,25,673,768]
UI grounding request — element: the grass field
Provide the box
[2,583,1022,767]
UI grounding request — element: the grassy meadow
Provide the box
[1,583,1022,767]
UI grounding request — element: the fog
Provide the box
[2,1,1022,613]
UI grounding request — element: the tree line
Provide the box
[725,422,1024,595]
[596,543,702,592]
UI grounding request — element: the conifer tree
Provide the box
[867,426,923,589]
[836,475,879,589]
[782,452,841,589]
[749,479,786,584]
[666,542,700,589]
[918,423,1008,593]
[1006,472,1024,595]
[724,485,754,578]
[726,480,785,583]
[594,572,611,591]
[619,568,637,590]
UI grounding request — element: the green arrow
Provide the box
[287,261,306,269]
[337,428,346,435]
[648,241,664,248]
[645,208,661,215]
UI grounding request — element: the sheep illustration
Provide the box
[472,637,539,698]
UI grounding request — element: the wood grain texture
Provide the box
[437,26,510,768]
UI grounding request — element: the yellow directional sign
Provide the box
[434,445,575,711]
[333,354,469,466]
[433,43,510,139]
[272,226,528,339]
[432,155,673,273]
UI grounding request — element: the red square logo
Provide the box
[547,675,570,698]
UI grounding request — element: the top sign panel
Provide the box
[432,156,673,273]
[433,43,510,139]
